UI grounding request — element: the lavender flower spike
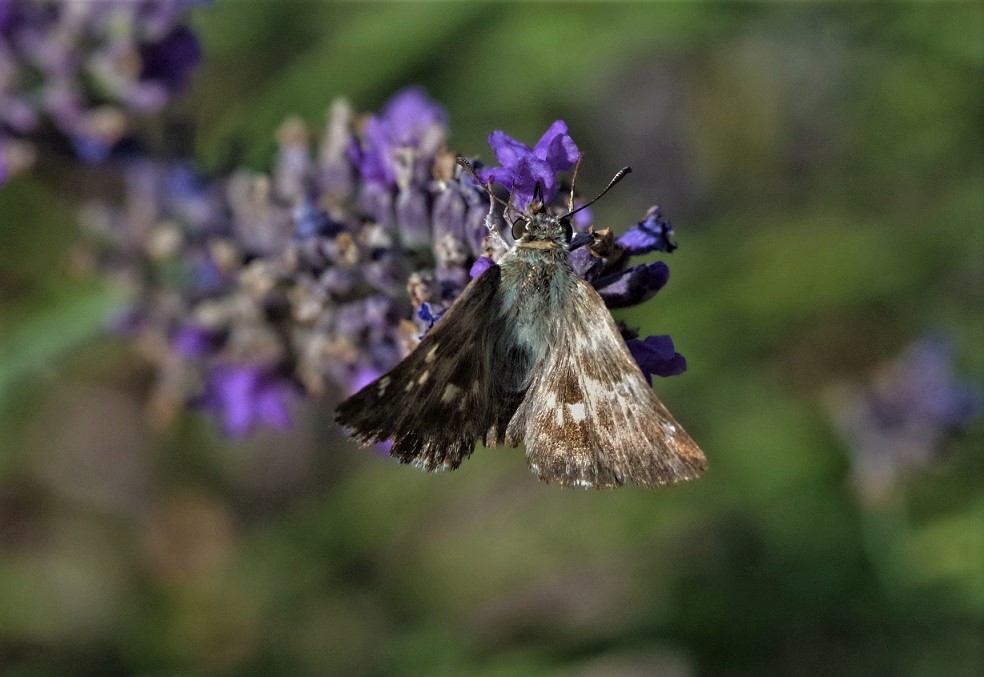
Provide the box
[85,91,693,438]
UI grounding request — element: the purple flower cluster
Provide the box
[828,335,982,504]
[84,88,689,437]
[0,0,202,181]
[478,120,580,209]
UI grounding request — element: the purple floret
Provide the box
[626,335,687,384]
[469,256,495,280]
[594,261,670,309]
[138,25,202,93]
[352,86,447,187]
[171,323,224,359]
[618,206,678,255]
[478,120,580,209]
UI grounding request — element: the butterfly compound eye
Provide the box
[560,217,573,242]
[512,218,527,241]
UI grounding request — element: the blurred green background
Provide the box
[1,2,982,675]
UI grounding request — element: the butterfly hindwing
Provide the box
[505,278,706,488]
[336,264,526,470]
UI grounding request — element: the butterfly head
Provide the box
[454,157,632,252]
[512,199,573,249]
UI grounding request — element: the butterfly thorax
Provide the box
[498,237,578,357]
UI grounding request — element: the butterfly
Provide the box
[336,159,706,488]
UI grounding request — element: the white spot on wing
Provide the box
[418,370,430,385]
[411,457,450,472]
[441,384,461,402]
[425,345,439,363]
[378,376,391,394]
[568,402,586,421]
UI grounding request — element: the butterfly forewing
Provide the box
[335,265,528,470]
[505,278,706,488]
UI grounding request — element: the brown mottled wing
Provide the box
[336,264,526,471]
[505,278,706,488]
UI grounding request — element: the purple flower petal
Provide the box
[627,335,687,384]
[477,120,581,208]
[395,187,431,247]
[512,154,557,204]
[171,323,224,358]
[537,121,579,170]
[353,87,447,188]
[197,364,297,437]
[211,366,256,437]
[618,206,678,255]
[568,245,604,279]
[349,366,382,395]
[139,26,202,94]
[417,302,446,330]
[887,336,983,428]
[383,87,447,145]
[255,381,293,431]
[488,129,531,168]
[595,261,670,309]
[469,256,495,279]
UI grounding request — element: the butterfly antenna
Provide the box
[456,156,510,248]
[568,155,583,213]
[561,166,632,219]
[456,157,512,212]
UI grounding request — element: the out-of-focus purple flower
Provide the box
[478,120,581,209]
[197,364,298,438]
[0,0,205,170]
[138,25,202,94]
[877,337,982,427]
[618,205,678,255]
[347,87,448,247]
[171,323,224,359]
[828,335,982,504]
[348,365,382,397]
[469,256,495,279]
[293,201,343,240]
[352,86,447,188]
[627,335,687,384]
[416,302,445,330]
[71,135,115,164]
